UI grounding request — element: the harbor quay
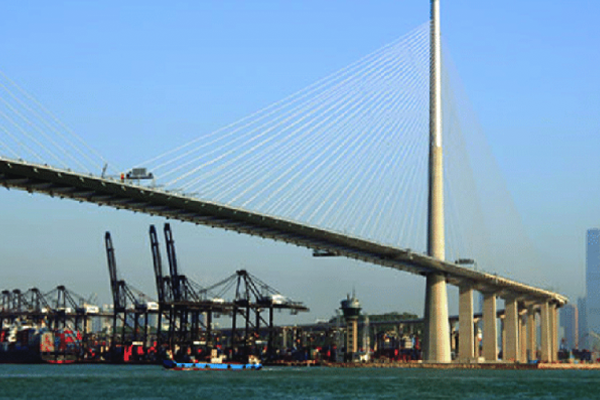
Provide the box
[1,281,595,368]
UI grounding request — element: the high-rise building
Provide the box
[578,297,587,349]
[559,304,578,350]
[586,229,600,348]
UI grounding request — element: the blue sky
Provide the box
[0,0,598,322]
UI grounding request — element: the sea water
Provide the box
[0,364,598,399]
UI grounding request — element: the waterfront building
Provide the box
[340,293,361,361]
[586,229,600,348]
[578,297,587,349]
[559,304,578,350]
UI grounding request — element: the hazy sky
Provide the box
[0,0,598,323]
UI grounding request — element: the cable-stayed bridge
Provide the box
[0,1,566,363]
[0,157,566,302]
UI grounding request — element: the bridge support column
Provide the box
[423,0,450,364]
[551,303,559,362]
[540,302,551,362]
[504,297,519,362]
[423,273,451,362]
[527,306,537,361]
[458,285,474,361]
[500,317,505,360]
[519,311,527,362]
[482,292,497,361]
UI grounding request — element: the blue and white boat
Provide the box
[163,359,262,371]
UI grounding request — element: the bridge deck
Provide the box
[0,158,567,306]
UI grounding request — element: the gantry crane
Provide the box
[105,231,156,362]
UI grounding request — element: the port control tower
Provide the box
[340,293,361,360]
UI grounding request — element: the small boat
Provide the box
[45,357,77,365]
[162,349,262,371]
[163,359,262,371]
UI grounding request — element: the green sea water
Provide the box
[0,364,598,400]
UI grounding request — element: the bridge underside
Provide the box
[0,158,567,307]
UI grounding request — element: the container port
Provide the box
[1,223,596,368]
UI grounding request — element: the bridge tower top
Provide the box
[427,0,444,261]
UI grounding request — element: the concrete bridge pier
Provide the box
[551,303,559,361]
[519,311,528,362]
[455,293,563,364]
[500,316,506,360]
[503,296,519,362]
[474,318,481,358]
[482,292,498,361]
[423,273,451,362]
[527,306,537,361]
[540,302,552,362]
[458,284,474,361]
[542,302,560,363]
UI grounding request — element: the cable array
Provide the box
[441,46,541,279]
[0,21,541,280]
[0,70,111,175]
[141,23,432,249]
